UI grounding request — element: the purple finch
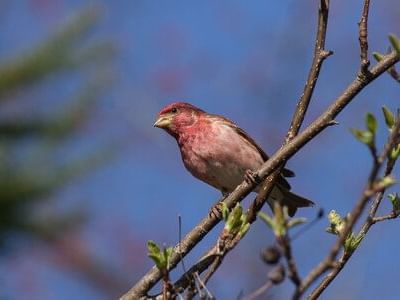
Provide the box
[154,102,314,216]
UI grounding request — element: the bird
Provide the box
[154,102,314,216]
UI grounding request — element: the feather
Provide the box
[210,114,293,190]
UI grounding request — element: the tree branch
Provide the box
[242,280,273,300]
[122,1,400,298]
[120,44,399,300]
[359,0,371,73]
[372,212,399,224]
[270,0,331,292]
[285,0,332,141]
[298,117,400,299]
[247,0,332,223]
[387,64,400,83]
[163,1,332,296]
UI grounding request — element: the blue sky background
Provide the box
[1,1,399,299]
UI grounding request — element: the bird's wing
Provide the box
[212,115,294,189]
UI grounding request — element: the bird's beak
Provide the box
[154,115,172,128]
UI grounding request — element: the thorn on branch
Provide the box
[327,120,339,126]
[320,49,334,59]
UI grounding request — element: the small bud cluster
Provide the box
[147,240,174,271]
[326,210,362,254]
[221,202,250,239]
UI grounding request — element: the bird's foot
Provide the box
[244,169,261,185]
[209,201,224,219]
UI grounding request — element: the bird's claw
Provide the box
[209,201,224,219]
[244,169,260,185]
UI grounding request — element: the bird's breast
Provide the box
[177,123,264,192]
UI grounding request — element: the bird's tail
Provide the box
[269,186,314,217]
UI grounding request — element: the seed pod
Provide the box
[261,246,281,265]
[268,264,285,285]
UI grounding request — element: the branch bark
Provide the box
[359,0,371,73]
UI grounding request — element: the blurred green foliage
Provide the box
[0,8,115,247]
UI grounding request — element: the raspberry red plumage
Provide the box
[154,102,314,216]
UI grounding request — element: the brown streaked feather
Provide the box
[210,114,294,190]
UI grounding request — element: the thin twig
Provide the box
[259,0,331,295]
[170,220,245,296]
[173,248,219,294]
[285,0,332,142]
[247,0,332,221]
[279,236,301,287]
[301,118,400,299]
[178,216,189,278]
[359,0,371,73]
[381,47,400,83]
[184,231,243,298]
[372,212,399,223]
[246,2,332,289]
[193,272,214,300]
[202,249,223,285]
[161,270,172,300]
[242,280,273,300]
[387,65,400,82]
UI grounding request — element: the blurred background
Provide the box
[0,1,399,299]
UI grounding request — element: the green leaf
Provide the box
[164,246,173,259]
[147,240,161,256]
[379,176,396,189]
[287,217,307,229]
[231,203,243,221]
[226,203,243,233]
[388,193,400,215]
[382,106,395,129]
[389,34,400,57]
[222,203,249,239]
[148,254,163,269]
[258,211,274,230]
[351,128,373,146]
[163,247,174,269]
[372,52,384,62]
[344,233,363,254]
[221,202,229,221]
[147,240,168,270]
[390,144,400,161]
[239,222,250,238]
[260,205,287,237]
[365,113,377,135]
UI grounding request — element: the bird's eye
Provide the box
[171,107,178,113]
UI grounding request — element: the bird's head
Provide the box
[154,102,205,137]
